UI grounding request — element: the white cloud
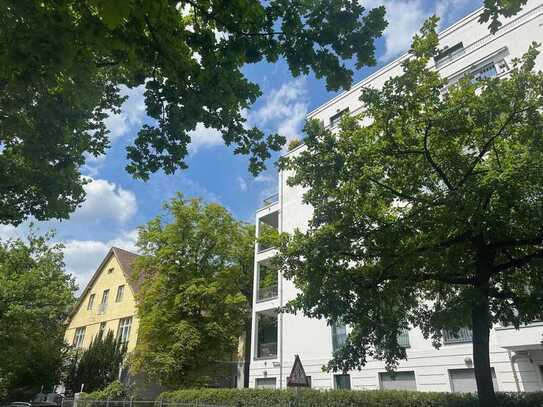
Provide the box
[249,78,308,144]
[0,222,139,292]
[435,0,481,29]
[72,178,137,224]
[106,85,146,141]
[366,0,428,61]
[364,0,483,61]
[63,230,139,292]
[188,123,223,153]
[82,86,147,177]
[237,176,248,192]
[254,174,274,183]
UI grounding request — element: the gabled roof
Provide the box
[67,247,141,323]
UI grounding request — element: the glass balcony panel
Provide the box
[256,311,278,359]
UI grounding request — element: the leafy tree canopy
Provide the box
[0,0,388,225]
[0,232,76,401]
[480,0,528,33]
[131,195,254,388]
[279,17,543,407]
[64,330,127,395]
[0,0,526,226]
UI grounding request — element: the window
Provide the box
[379,371,417,390]
[334,374,351,390]
[115,285,125,303]
[256,311,278,359]
[257,262,278,302]
[434,42,465,67]
[331,321,347,352]
[73,327,86,348]
[397,328,410,348]
[87,294,95,310]
[101,289,109,305]
[255,378,276,389]
[107,267,114,274]
[117,317,132,344]
[449,368,497,393]
[472,63,497,81]
[329,108,349,128]
[98,289,109,314]
[98,322,107,337]
[443,328,472,344]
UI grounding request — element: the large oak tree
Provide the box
[279,18,543,407]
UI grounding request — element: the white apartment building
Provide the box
[250,0,543,393]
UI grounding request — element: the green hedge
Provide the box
[81,381,130,401]
[159,388,543,407]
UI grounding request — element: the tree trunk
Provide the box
[243,320,252,388]
[472,285,496,407]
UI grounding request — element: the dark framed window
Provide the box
[334,374,351,390]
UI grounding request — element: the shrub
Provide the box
[81,381,129,401]
[159,388,543,407]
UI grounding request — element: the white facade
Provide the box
[250,1,543,393]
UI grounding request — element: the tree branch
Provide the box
[455,105,534,189]
[423,122,454,190]
[489,233,543,249]
[493,249,543,273]
[366,176,433,205]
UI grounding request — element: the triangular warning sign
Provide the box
[287,354,309,387]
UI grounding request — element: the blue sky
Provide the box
[1,0,483,290]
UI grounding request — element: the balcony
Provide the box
[262,193,279,207]
[257,211,278,253]
[257,260,278,302]
[256,310,278,359]
[258,342,278,359]
[443,328,472,344]
[257,284,278,302]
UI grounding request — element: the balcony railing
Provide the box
[443,328,472,344]
[257,342,278,358]
[262,193,279,207]
[257,285,278,302]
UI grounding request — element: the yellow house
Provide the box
[65,247,141,352]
